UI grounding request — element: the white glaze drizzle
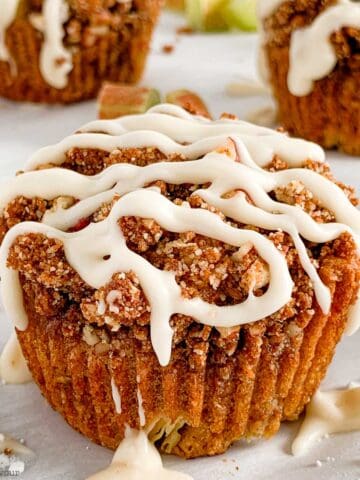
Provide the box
[288,1,360,96]
[35,0,73,89]
[0,332,32,384]
[0,184,292,367]
[0,0,19,66]
[24,105,325,171]
[85,429,192,480]
[111,378,122,414]
[136,377,146,427]
[0,106,359,367]
[1,0,72,88]
[292,385,360,456]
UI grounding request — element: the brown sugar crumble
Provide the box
[6,145,359,340]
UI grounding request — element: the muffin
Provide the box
[166,0,185,10]
[258,0,360,155]
[0,0,161,103]
[0,104,359,458]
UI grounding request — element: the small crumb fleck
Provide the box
[176,25,194,35]
[162,44,174,54]
[315,460,322,468]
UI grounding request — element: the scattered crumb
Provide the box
[315,460,322,467]
[176,25,194,35]
[220,112,238,120]
[162,44,175,54]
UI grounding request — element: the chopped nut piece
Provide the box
[98,83,161,119]
[82,325,100,346]
[165,89,212,119]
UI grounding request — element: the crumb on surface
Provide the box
[162,44,175,54]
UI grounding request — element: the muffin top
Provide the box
[258,0,360,95]
[0,104,359,366]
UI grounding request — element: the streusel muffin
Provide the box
[0,0,161,103]
[258,0,360,155]
[0,104,359,458]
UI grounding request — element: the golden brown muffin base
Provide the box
[263,1,360,155]
[266,43,360,155]
[14,231,360,458]
[0,0,161,103]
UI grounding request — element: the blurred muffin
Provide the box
[0,105,359,458]
[0,0,161,103]
[166,0,185,10]
[258,0,360,155]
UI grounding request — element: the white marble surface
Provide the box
[0,10,360,480]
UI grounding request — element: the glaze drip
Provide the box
[0,0,20,65]
[0,332,32,384]
[292,385,360,455]
[86,429,193,480]
[36,0,73,89]
[1,0,72,88]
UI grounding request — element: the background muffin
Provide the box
[0,0,161,103]
[259,0,360,155]
[0,106,359,458]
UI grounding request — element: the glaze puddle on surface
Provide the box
[85,429,193,480]
[292,385,360,456]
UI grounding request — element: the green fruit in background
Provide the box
[184,0,258,32]
[185,0,228,31]
[224,0,258,31]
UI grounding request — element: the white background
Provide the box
[1,11,360,480]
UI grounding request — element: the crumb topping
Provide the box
[2,134,360,357]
